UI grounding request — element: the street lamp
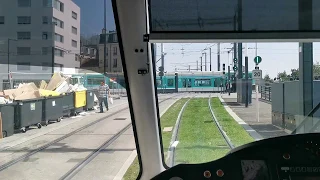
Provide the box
[8,38,17,88]
[202,52,207,71]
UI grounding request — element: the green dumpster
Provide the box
[62,92,75,117]
[42,95,63,125]
[0,103,16,137]
[15,98,44,133]
[85,90,94,111]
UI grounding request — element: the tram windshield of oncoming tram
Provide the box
[1,0,320,180]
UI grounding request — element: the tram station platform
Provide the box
[221,93,288,139]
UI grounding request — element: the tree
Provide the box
[290,68,299,79]
[278,71,289,81]
[264,74,272,83]
[286,62,320,79]
[314,62,320,76]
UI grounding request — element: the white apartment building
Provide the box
[98,32,123,73]
[0,0,80,87]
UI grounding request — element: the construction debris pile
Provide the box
[0,72,87,104]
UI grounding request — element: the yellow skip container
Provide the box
[74,90,86,108]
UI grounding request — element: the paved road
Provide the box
[0,94,181,180]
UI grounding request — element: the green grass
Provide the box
[211,97,254,147]
[175,98,230,164]
[123,97,255,179]
[123,98,188,180]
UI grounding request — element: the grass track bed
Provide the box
[210,97,254,147]
[175,98,230,164]
[123,98,188,180]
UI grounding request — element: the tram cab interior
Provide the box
[114,0,320,179]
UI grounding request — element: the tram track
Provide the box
[59,94,182,179]
[208,95,235,149]
[0,94,181,174]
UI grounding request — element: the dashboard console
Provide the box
[152,133,320,180]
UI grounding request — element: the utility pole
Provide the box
[161,43,164,71]
[200,57,203,71]
[228,65,230,95]
[197,60,199,71]
[103,0,107,77]
[160,43,164,90]
[255,42,258,57]
[209,48,212,71]
[217,43,220,71]
[8,38,17,89]
[203,52,207,71]
[245,43,249,107]
[245,56,249,107]
[237,0,243,79]
[234,43,237,76]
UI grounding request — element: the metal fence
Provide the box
[260,86,272,102]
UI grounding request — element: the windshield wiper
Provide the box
[291,102,320,134]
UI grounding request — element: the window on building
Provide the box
[52,17,64,28]
[72,26,77,34]
[72,40,77,48]
[43,0,52,7]
[54,63,63,72]
[113,47,117,55]
[54,33,63,43]
[42,32,49,40]
[106,48,108,55]
[42,47,49,55]
[17,32,31,40]
[53,0,64,12]
[113,58,117,67]
[60,2,64,12]
[42,16,48,24]
[17,47,31,55]
[17,62,31,71]
[113,35,118,42]
[18,0,31,7]
[42,62,50,70]
[72,11,77,20]
[0,16,4,24]
[54,48,64,57]
[17,16,31,24]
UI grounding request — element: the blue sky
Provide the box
[74,0,116,36]
[74,0,320,78]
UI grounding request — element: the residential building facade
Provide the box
[98,31,123,73]
[0,0,80,82]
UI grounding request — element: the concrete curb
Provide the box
[113,150,137,180]
[218,96,263,141]
[167,98,190,166]
[114,97,180,180]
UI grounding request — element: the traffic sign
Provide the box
[254,56,262,64]
[252,69,262,79]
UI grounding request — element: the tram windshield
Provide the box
[0,0,319,180]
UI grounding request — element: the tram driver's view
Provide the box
[0,0,319,180]
[116,0,320,179]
